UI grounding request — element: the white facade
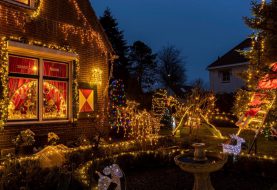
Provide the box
[208,62,248,93]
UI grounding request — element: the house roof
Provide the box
[207,38,251,70]
[76,0,115,55]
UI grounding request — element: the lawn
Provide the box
[176,126,277,158]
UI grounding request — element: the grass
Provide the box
[176,125,277,158]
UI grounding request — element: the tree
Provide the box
[233,0,277,139]
[99,8,129,84]
[128,41,157,92]
[158,45,186,92]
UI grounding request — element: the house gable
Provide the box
[207,38,251,70]
[207,39,251,93]
[0,0,114,55]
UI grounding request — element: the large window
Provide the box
[43,60,68,119]
[8,55,70,122]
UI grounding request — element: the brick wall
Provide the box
[0,0,112,148]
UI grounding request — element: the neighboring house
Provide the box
[207,39,251,94]
[0,0,115,150]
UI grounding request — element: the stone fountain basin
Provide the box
[174,152,228,174]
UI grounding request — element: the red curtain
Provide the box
[9,78,37,111]
[43,81,67,112]
[43,61,68,78]
[9,56,38,75]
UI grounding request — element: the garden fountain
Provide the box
[175,143,227,190]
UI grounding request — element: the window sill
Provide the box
[6,120,72,126]
[221,81,230,83]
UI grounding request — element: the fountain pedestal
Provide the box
[175,143,227,190]
[193,173,213,190]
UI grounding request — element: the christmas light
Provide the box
[222,134,245,155]
[90,68,103,86]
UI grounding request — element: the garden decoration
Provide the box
[234,63,277,154]
[222,134,245,155]
[270,127,277,138]
[12,129,36,147]
[175,143,228,190]
[172,88,224,139]
[13,129,36,154]
[97,164,123,190]
[47,132,60,145]
[35,144,68,168]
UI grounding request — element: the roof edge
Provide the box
[207,62,249,70]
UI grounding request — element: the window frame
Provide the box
[6,42,76,125]
[2,0,34,8]
[42,59,69,121]
[220,70,231,83]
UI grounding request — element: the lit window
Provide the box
[43,60,69,119]
[8,56,39,120]
[12,0,30,5]
[8,55,70,122]
[221,70,231,83]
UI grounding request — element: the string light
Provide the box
[0,37,9,130]
[0,36,80,126]
[90,68,103,86]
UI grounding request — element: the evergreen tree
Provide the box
[128,41,157,92]
[158,45,187,93]
[100,8,129,84]
[234,0,277,132]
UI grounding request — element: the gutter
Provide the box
[207,62,249,70]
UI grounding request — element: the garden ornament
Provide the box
[222,134,245,155]
[97,164,123,190]
[35,144,68,168]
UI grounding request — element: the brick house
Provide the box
[0,0,115,151]
[207,39,251,94]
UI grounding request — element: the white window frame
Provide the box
[7,41,78,125]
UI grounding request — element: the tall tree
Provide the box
[233,0,277,135]
[99,8,129,84]
[128,41,157,92]
[158,45,186,92]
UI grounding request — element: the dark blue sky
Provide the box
[90,0,253,84]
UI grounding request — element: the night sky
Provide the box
[90,0,253,85]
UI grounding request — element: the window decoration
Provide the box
[7,56,69,121]
[90,68,103,86]
[9,55,38,75]
[43,81,67,119]
[8,56,39,120]
[72,59,79,122]
[79,89,94,112]
[0,37,9,130]
[8,78,38,120]
[43,60,68,119]
[0,37,79,127]
[43,61,68,78]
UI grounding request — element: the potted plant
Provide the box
[13,129,35,155]
[47,132,60,145]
